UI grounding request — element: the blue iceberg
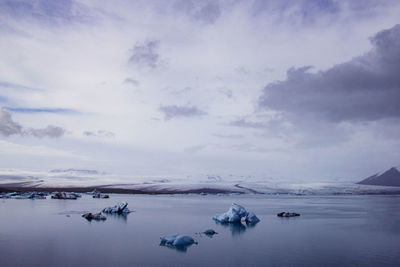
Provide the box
[102,202,131,214]
[160,234,197,251]
[213,203,260,224]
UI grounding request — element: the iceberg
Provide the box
[160,234,197,249]
[213,203,248,223]
[70,192,82,198]
[0,192,48,199]
[277,212,300,217]
[89,189,101,195]
[82,212,107,221]
[213,203,260,224]
[26,192,46,199]
[93,193,109,199]
[51,192,78,200]
[102,202,131,214]
[245,211,260,224]
[0,192,47,199]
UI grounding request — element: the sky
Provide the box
[0,0,400,182]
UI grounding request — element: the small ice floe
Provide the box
[277,212,300,217]
[213,203,260,224]
[203,229,218,236]
[102,202,131,214]
[89,189,100,195]
[93,193,109,199]
[82,212,107,221]
[70,193,82,198]
[0,192,47,199]
[160,234,197,252]
[0,192,17,198]
[245,211,260,224]
[51,192,78,199]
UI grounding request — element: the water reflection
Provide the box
[214,220,259,237]
[215,221,246,236]
[159,242,195,253]
[106,213,129,223]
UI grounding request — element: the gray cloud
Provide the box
[0,0,93,25]
[229,118,269,129]
[159,105,207,120]
[184,144,207,153]
[259,24,400,123]
[170,86,192,96]
[123,78,140,87]
[249,0,399,25]
[213,133,244,139]
[83,130,115,138]
[217,88,233,98]
[129,40,163,69]
[173,0,221,25]
[23,126,65,138]
[0,108,23,136]
[0,108,65,138]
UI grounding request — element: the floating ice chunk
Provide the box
[82,212,107,221]
[0,192,17,198]
[160,234,197,247]
[93,193,109,199]
[214,203,260,225]
[51,192,78,200]
[160,234,179,244]
[89,189,100,195]
[245,211,260,224]
[277,212,300,217]
[70,193,82,198]
[213,203,248,223]
[0,192,47,199]
[26,192,46,199]
[102,202,131,214]
[203,229,218,236]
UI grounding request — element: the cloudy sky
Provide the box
[0,0,399,182]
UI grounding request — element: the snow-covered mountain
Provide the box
[357,167,400,187]
[49,169,101,175]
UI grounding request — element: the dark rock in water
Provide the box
[203,229,218,236]
[82,212,106,221]
[51,192,78,200]
[93,193,109,199]
[277,212,300,217]
[357,167,400,187]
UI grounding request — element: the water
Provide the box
[1,194,399,266]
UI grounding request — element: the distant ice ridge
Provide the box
[49,169,101,175]
[1,169,400,195]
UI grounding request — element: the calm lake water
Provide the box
[1,194,399,266]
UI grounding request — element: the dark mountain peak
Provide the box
[357,166,400,187]
[387,167,400,173]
